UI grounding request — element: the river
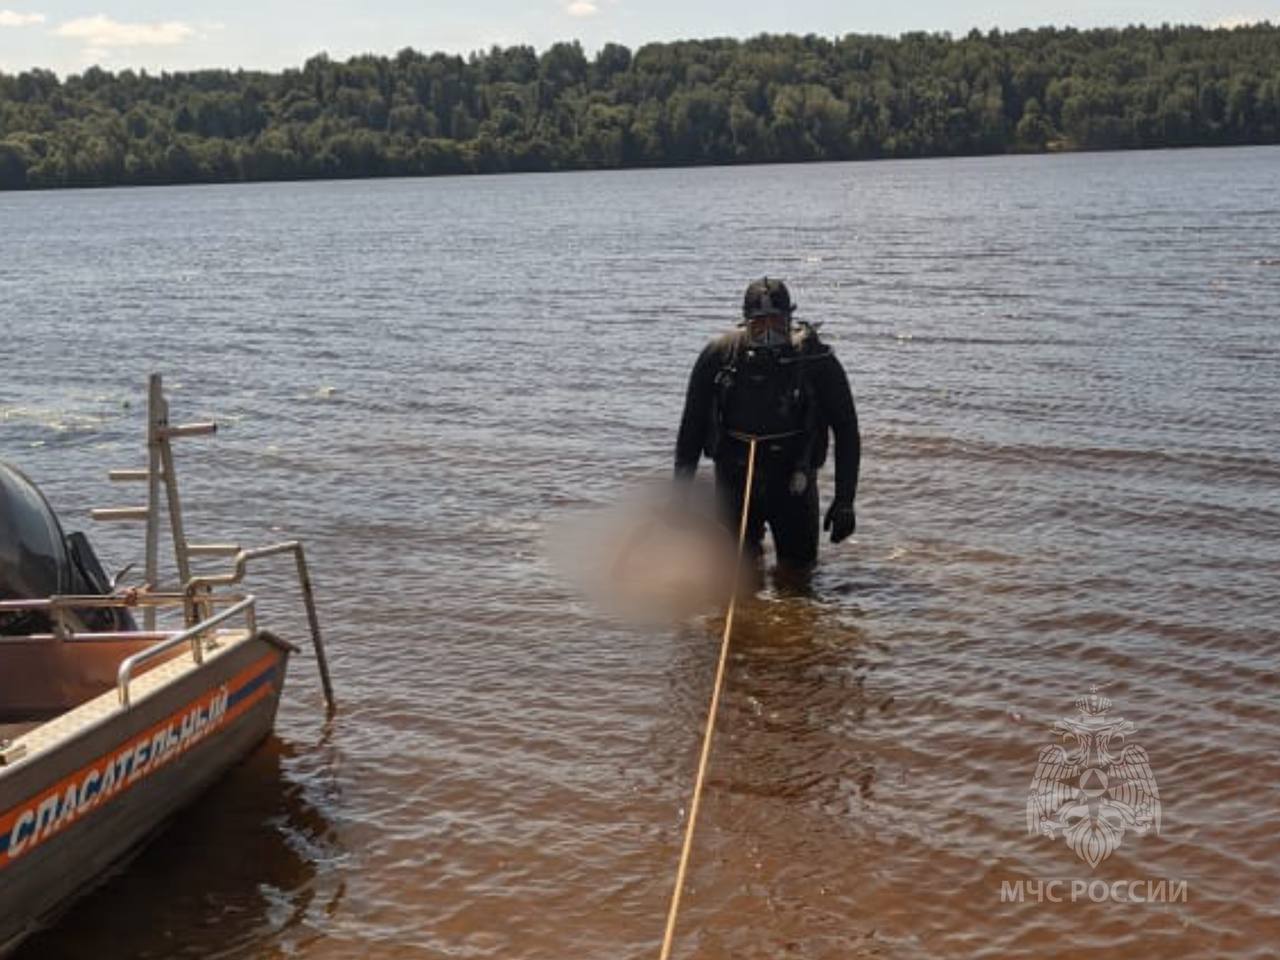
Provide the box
[1,146,1278,958]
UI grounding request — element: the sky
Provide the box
[0,1,1274,77]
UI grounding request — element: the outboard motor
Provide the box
[0,462,135,635]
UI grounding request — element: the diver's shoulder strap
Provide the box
[791,320,833,358]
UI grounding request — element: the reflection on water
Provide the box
[13,736,343,960]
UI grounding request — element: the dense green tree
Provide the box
[0,23,1277,189]
[0,138,31,188]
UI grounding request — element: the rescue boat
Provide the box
[0,375,334,954]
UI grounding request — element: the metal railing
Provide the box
[116,596,258,708]
[2,376,336,722]
[0,542,335,714]
[185,541,335,712]
[0,592,242,642]
[0,592,189,612]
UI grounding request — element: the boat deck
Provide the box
[0,629,253,768]
[0,723,40,743]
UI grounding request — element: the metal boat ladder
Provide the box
[91,373,224,630]
[91,373,335,711]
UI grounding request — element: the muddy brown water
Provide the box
[1,147,1278,958]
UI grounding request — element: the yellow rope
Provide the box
[658,437,758,960]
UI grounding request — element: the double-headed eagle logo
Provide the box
[1026,687,1162,869]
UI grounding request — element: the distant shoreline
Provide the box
[4,141,1280,196]
[2,25,1277,192]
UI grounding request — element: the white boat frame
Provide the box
[0,375,333,955]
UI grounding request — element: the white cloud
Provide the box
[1211,14,1269,28]
[0,9,45,27]
[54,15,195,48]
[565,0,598,16]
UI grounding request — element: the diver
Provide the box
[674,277,860,571]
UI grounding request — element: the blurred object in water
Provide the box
[548,480,736,625]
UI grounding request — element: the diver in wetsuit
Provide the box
[674,278,860,570]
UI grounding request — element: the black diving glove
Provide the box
[823,501,856,543]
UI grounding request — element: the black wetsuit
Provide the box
[674,327,860,568]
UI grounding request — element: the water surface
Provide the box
[1,147,1278,959]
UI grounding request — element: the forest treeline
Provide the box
[1,23,1278,189]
